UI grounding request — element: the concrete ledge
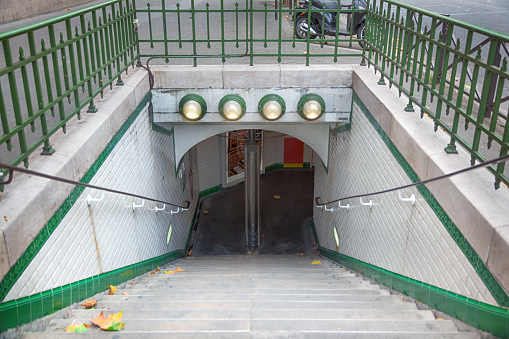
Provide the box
[152,65,354,90]
[280,64,353,88]
[352,65,509,294]
[151,65,224,89]
[0,69,149,281]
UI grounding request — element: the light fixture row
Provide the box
[179,93,325,122]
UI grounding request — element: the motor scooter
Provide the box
[293,0,367,47]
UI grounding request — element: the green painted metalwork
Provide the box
[218,94,247,121]
[297,93,326,121]
[179,94,207,121]
[365,0,509,189]
[0,0,137,181]
[135,0,363,63]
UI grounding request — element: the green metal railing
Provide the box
[2,0,509,189]
[365,0,509,188]
[136,0,364,66]
[0,0,137,178]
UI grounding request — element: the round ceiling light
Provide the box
[219,95,246,121]
[298,94,325,121]
[258,94,286,121]
[179,94,207,121]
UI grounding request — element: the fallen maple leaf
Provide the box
[176,267,185,272]
[151,271,155,274]
[164,270,175,275]
[81,299,97,309]
[155,267,160,272]
[109,285,117,295]
[66,323,90,332]
[92,310,125,331]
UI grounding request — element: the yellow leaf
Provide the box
[400,295,407,302]
[156,267,160,272]
[3,216,7,221]
[273,195,280,199]
[204,211,209,214]
[436,318,445,321]
[108,285,117,295]
[165,270,175,275]
[92,310,125,331]
[81,299,97,309]
[176,267,185,272]
[247,251,252,255]
[312,260,321,264]
[66,323,89,332]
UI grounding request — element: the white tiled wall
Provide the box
[5,105,198,301]
[196,136,222,192]
[314,102,497,305]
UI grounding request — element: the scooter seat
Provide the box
[311,0,338,9]
[323,1,338,9]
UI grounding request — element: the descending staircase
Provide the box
[26,255,479,338]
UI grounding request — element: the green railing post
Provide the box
[3,39,29,167]
[191,0,198,66]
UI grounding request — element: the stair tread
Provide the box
[30,255,473,337]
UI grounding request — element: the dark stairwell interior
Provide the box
[191,169,316,256]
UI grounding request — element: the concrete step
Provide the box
[23,332,480,339]
[124,282,382,290]
[45,319,250,332]
[100,294,402,303]
[121,288,390,295]
[95,300,420,311]
[67,308,436,321]
[29,255,474,337]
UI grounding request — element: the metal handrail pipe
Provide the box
[0,162,190,210]
[315,154,509,207]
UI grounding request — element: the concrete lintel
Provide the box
[151,65,224,89]
[151,64,354,90]
[159,122,333,172]
[352,65,509,290]
[280,64,353,88]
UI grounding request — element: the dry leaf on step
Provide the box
[81,299,97,309]
[92,310,125,331]
[66,323,90,332]
[108,285,117,295]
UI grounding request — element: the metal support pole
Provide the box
[245,130,260,252]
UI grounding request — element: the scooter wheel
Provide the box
[295,16,317,40]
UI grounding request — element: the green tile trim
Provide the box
[0,92,152,303]
[265,163,311,173]
[199,185,222,198]
[352,90,509,307]
[319,246,509,339]
[151,122,174,137]
[0,250,183,332]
